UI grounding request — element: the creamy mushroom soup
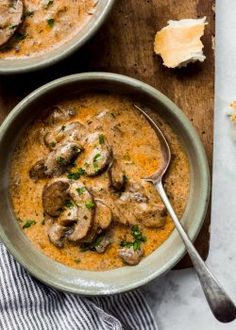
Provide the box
[10,94,190,271]
[0,0,97,59]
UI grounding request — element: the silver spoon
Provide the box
[134,104,236,323]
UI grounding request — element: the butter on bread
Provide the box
[154,17,207,68]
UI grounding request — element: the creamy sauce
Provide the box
[0,0,96,59]
[10,94,190,271]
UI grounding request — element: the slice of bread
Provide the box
[154,17,207,68]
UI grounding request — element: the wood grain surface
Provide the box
[0,0,215,267]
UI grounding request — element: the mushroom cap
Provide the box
[42,180,70,217]
[119,247,143,265]
[66,181,95,242]
[0,0,24,47]
[83,132,112,176]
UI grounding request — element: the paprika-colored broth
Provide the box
[10,93,190,271]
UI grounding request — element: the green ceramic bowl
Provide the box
[0,1,115,74]
[0,73,210,295]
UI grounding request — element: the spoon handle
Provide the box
[156,181,236,323]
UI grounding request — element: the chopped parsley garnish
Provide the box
[45,0,54,8]
[67,168,85,180]
[24,10,35,18]
[9,24,18,30]
[64,199,74,209]
[120,241,133,249]
[47,18,55,28]
[80,235,104,252]
[92,153,103,172]
[71,145,82,154]
[79,245,89,252]
[61,125,66,131]
[15,32,27,41]
[56,156,66,165]
[93,164,99,172]
[93,235,103,248]
[76,187,86,195]
[23,220,36,229]
[123,174,129,183]
[85,200,95,209]
[49,142,56,148]
[120,225,146,251]
[133,240,141,251]
[99,134,105,144]
[131,225,146,242]
[41,219,45,225]
[93,153,102,162]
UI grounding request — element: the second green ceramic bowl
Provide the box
[0,73,210,295]
[0,0,115,74]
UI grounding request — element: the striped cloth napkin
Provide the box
[0,243,157,330]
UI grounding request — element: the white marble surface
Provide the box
[142,1,236,329]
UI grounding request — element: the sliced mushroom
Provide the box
[135,204,167,228]
[44,142,83,177]
[108,158,127,191]
[95,200,112,230]
[125,191,148,203]
[0,0,23,47]
[133,182,167,227]
[29,159,47,180]
[88,183,108,199]
[43,106,76,126]
[66,181,95,242]
[29,142,83,179]
[83,133,112,176]
[95,231,112,254]
[43,179,95,242]
[44,121,85,150]
[42,180,70,217]
[81,200,113,244]
[48,223,68,248]
[87,110,112,130]
[119,247,143,265]
[79,223,100,244]
[114,180,167,228]
[57,205,78,226]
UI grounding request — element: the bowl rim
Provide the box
[0,0,116,74]
[0,72,211,295]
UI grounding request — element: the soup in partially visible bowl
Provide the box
[0,0,115,73]
[0,0,96,59]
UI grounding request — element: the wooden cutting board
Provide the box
[0,0,215,267]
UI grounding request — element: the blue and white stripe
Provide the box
[0,243,157,330]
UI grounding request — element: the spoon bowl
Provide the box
[134,104,171,181]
